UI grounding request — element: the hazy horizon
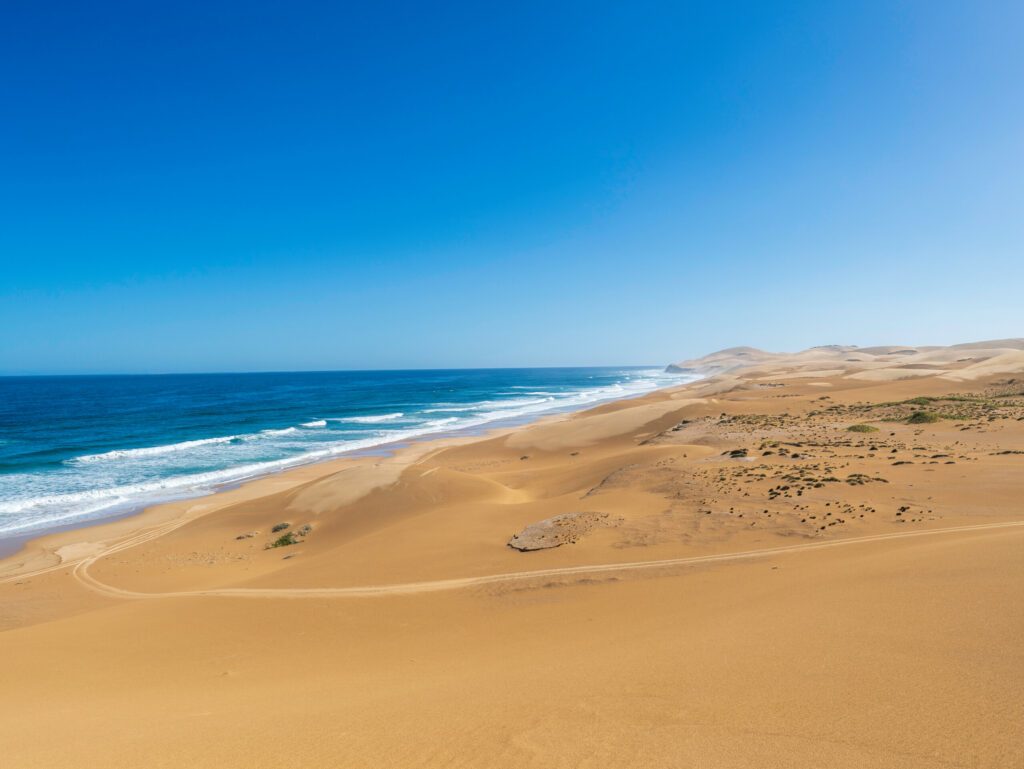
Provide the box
[2,336,1023,377]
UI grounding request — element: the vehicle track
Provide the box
[52,519,1024,600]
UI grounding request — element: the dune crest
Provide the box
[667,338,1024,383]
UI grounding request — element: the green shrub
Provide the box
[267,532,298,548]
[847,424,879,433]
[907,411,941,424]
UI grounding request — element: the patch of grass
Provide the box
[266,532,299,548]
[905,396,933,406]
[907,410,942,424]
[847,424,879,433]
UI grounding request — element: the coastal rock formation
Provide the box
[508,512,618,551]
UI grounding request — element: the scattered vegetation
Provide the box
[634,381,1024,539]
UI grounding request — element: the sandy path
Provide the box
[66,519,1024,600]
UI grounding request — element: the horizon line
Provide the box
[0,363,669,379]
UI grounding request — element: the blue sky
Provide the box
[1,1,1022,374]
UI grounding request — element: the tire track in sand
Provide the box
[65,520,1024,600]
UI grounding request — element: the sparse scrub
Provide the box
[267,532,299,548]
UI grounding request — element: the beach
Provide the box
[2,341,1023,768]
[0,368,681,542]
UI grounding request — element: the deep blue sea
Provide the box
[0,367,690,538]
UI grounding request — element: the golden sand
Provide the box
[2,341,1023,768]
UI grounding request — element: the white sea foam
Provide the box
[1,432,410,529]
[424,417,460,428]
[69,435,243,463]
[423,397,551,414]
[260,427,300,436]
[1,419,482,531]
[301,420,327,428]
[333,412,405,424]
[68,421,313,465]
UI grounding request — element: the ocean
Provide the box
[0,367,690,539]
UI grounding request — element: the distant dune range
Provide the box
[2,339,1023,768]
[667,338,1024,381]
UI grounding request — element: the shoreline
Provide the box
[0,368,690,554]
[0,375,697,578]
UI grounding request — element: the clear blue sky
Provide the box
[1,1,1021,374]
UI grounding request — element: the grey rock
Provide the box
[508,512,620,552]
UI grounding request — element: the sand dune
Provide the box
[2,340,1023,768]
[667,338,1024,382]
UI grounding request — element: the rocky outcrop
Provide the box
[507,512,619,551]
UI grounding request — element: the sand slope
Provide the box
[2,341,1023,768]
